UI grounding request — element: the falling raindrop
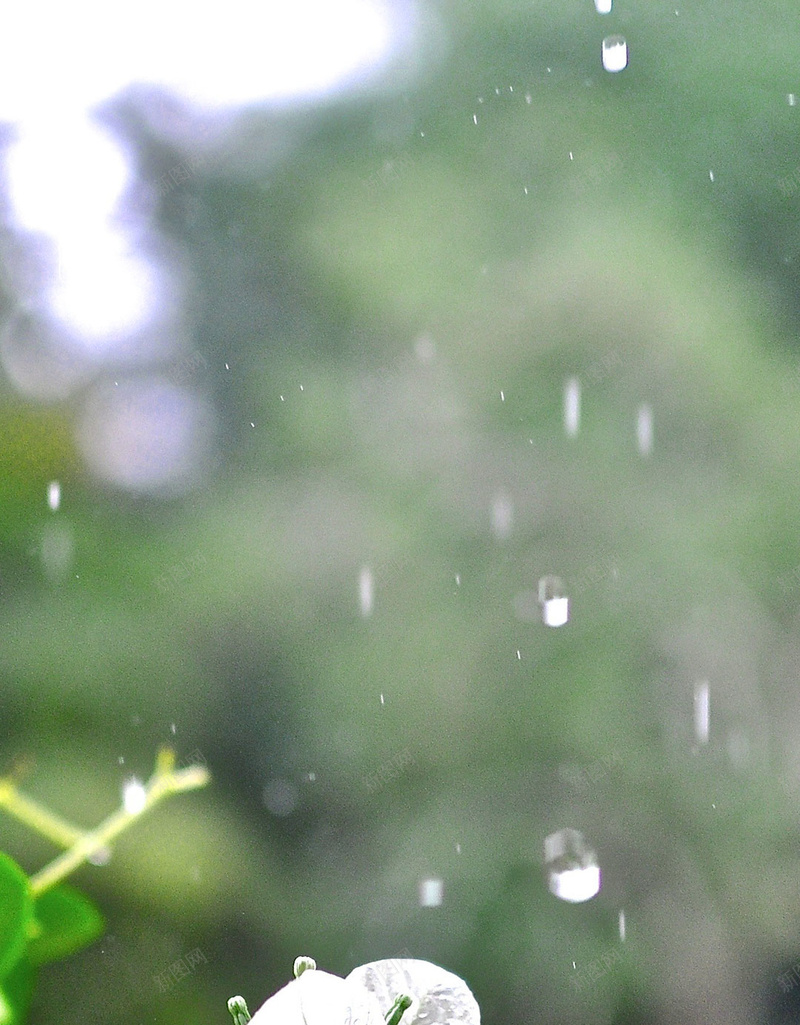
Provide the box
[602,35,628,73]
[564,377,580,436]
[538,575,569,627]
[359,566,374,617]
[170,722,176,734]
[122,777,147,814]
[594,0,612,11]
[544,828,601,902]
[419,878,443,907]
[637,404,653,456]
[491,492,513,539]
[694,680,710,744]
[40,523,73,580]
[619,909,626,941]
[47,480,60,510]
[788,93,798,106]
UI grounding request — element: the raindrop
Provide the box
[359,565,374,617]
[602,35,628,73]
[419,878,443,907]
[47,480,61,510]
[619,909,626,940]
[122,777,147,814]
[594,0,612,11]
[88,846,112,866]
[380,693,385,706]
[41,523,73,580]
[637,404,653,456]
[709,170,715,182]
[564,377,580,436]
[694,680,709,744]
[491,492,513,539]
[170,722,176,734]
[788,94,798,106]
[455,843,461,854]
[544,828,601,902]
[538,575,569,627]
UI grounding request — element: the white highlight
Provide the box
[359,566,374,617]
[0,0,407,357]
[47,481,61,511]
[564,377,580,436]
[594,0,613,11]
[602,35,628,72]
[419,877,443,906]
[544,828,601,903]
[538,576,569,627]
[122,777,147,814]
[694,680,710,743]
[637,404,653,456]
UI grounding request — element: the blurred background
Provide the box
[2,0,800,1023]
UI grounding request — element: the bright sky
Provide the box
[1,0,410,347]
[0,0,414,492]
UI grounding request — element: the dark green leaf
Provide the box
[0,957,36,1025]
[27,885,104,967]
[0,855,33,982]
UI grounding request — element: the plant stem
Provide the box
[0,779,84,848]
[27,748,209,897]
[385,994,412,1025]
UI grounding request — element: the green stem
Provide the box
[0,780,83,849]
[227,995,251,1025]
[385,994,412,1025]
[27,748,209,896]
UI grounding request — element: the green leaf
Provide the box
[26,884,104,966]
[0,855,33,982]
[0,958,36,1025]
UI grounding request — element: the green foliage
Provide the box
[0,751,208,1025]
[0,854,102,1025]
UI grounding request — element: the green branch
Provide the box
[0,747,209,897]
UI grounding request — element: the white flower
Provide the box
[346,959,480,1025]
[248,967,385,1025]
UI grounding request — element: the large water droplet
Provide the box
[544,828,601,902]
[419,878,443,907]
[602,35,628,72]
[538,575,569,627]
[122,777,147,814]
[594,0,612,11]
